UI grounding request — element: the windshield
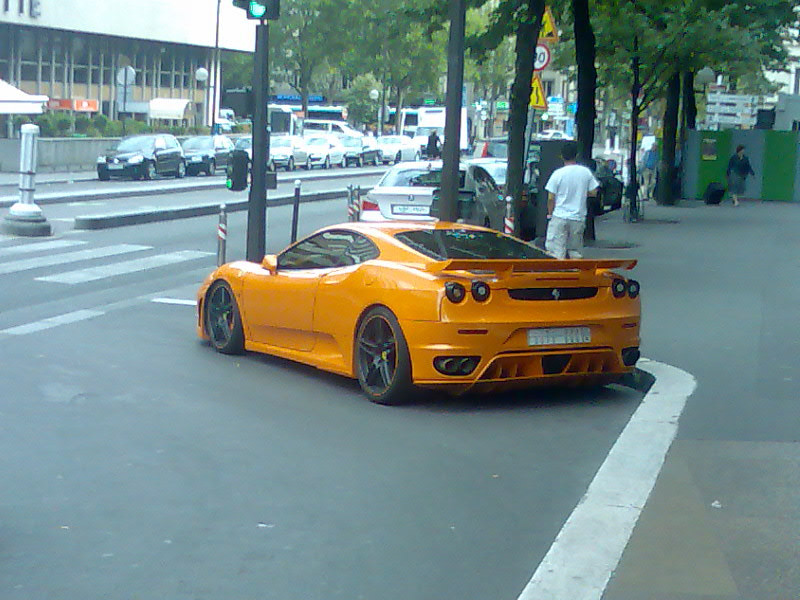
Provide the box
[415,126,444,138]
[235,137,252,150]
[182,137,214,151]
[116,136,154,153]
[483,163,507,185]
[380,167,465,188]
[395,229,551,261]
[271,137,291,147]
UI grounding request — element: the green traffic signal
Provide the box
[248,1,267,18]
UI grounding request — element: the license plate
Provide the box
[191,157,202,162]
[107,163,124,170]
[392,204,430,215]
[527,326,591,346]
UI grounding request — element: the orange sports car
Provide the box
[196,222,641,405]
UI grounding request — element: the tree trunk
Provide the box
[657,71,680,206]
[506,0,546,236]
[683,71,696,129]
[395,88,405,135]
[572,0,596,164]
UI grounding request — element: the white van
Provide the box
[303,119,361,138]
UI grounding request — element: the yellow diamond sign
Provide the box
[530,74,548,110]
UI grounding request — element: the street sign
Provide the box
[547,95,564,116]
[534,43,551,71]
[496,101,509,110]
[530,75,547,110]
[540,6,559,43]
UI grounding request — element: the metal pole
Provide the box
[2,123,51,236]
[438,0,467,222]
[122,76,127,136]
[246,21,270,262]
[346,184,355,221]
[210,0,221,134]
[355,185,361,221]
[504,195,514,235]
[217,203,227,266]
[290,179,301,243]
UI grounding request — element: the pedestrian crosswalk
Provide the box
[0,236,214,285]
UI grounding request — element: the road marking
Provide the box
[0,244,150,274]
[151,298,196,306]
[35,250,213,284]
[0,309,105,335]
[517,358,697,600]
[0,239,85,255]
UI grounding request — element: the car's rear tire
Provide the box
[205,281,245,355]
[288,157,295,171]
[355,307,413,405]
[175,160,186,178]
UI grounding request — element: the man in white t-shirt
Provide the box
[544,142,599,259]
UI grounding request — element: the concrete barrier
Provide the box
[0,137,119,174]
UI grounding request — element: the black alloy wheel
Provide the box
[355,307,412,405]
[205,281,245,355]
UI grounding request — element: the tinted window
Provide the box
[235,137,252,150]
[116,136,154,153]
[395,229,550,261]
[278,230,380,270]
[380,167,465,188]
[183,137,214,151]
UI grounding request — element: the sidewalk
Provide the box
[585,199,800,600]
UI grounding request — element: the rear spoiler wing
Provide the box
[425,258,637,274]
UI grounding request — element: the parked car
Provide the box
[473,136,508,159]
[536,129,573,141]
[360,160,506,230]
[305,135,346,169]
[181,135,235,176]
[341,135,382,167]
[97,134,185,181]
[268,135,310,171]
[376,135,420,164]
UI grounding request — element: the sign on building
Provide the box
[706,92,757,128]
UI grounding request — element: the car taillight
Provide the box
[611,278,627,298]
[445,281,466,303]
[361,199,379,211]
[480,142,489,157]
[627,279,640,298]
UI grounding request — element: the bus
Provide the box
[268,104,303,136]
[386,107,419,136]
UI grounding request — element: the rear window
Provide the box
[380,168,465,188]
[394,229,551,261]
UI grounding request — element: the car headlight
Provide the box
[128,154,144,164]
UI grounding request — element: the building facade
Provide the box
[0,0,255,127]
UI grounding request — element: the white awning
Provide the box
[148,98,193,120]
[0,79,49,115]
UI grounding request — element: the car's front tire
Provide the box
[175,160,186,178]
[142,161,157,180]
[205,281,244,355]
[355,306,413,405]
[97,169,110,181]
[206,159,216,176]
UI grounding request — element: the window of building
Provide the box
[794,67,799,96]
[4,0,10,13]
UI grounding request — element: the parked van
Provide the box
[303,119,361,138]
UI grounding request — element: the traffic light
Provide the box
[226,149,250,191]
[232,0,280,19]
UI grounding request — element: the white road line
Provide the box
[0,244,150,274]
[0,309,104,335]
[0,239,85,256]
[517,358,697,600]
[151,298,196,306]
[35,250,213,284]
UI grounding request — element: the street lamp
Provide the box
[195,66,209,130]
[369,88,380,136]
[695,67,715,129]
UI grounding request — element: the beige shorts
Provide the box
[545,216,585,259]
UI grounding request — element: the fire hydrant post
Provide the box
[217,203,227,266]
[2,123,51,236]
[291,179,301,243]
[504,195,514,235]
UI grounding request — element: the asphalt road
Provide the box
[0,188,647,600]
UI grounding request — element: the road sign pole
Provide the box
[2,123,51,237]
[246,21,270,262]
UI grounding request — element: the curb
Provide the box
[0,167,385,209]
[73,187,373,230]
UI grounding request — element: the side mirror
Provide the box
[261,254,277,274]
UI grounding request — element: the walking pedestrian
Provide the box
[726,145,755,206]
[544,142,599,259]
[426,129,441,159]
[641,144,658,200]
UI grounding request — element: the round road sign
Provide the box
[534,43,551,71]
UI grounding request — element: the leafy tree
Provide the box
[340,73,382,129]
